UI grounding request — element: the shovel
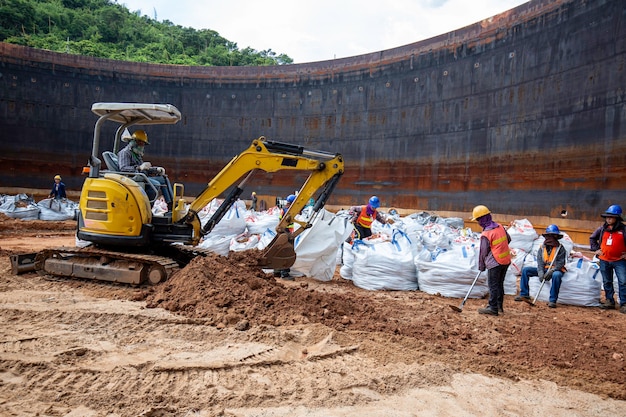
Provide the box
[449,271,483,312]
[524,244,562,306]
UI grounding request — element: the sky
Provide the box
[119,0,529,64]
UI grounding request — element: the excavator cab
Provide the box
[77,103,185,247]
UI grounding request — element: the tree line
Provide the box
[0,0,293,66]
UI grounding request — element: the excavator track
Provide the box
[34,246,181,285]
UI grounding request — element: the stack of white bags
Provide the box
[176,199,606,307]
[339,215,603,307]
[195,198,352,282]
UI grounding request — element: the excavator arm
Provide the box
[181,137,344,269]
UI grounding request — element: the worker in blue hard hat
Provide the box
[348,195,388,240]
[515,224,567,308]
[590,204,626,313]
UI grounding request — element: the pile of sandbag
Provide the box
[195,199,351,281]
[1,194,40,220]
[337,212,602,307]
[0,194,79,221]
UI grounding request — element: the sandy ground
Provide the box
[0,214,625,417]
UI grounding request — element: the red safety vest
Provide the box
[600,228,626,262]
[356,205,376,228]
[542,246,566,272]
[482,224,511,265]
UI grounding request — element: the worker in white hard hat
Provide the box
[48,174,67,200]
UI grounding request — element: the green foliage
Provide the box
[0,0,293,66]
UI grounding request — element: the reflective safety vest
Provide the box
[542,245,566,272]
[600,228,626,262]
[482,224,511,265]
[280,207,295,233]
[356,205,376,229]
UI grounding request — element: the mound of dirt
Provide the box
[0,212,76,234]
[141,250,626,400]
[144,251,372,330]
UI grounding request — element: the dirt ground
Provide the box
[0,213,625,417]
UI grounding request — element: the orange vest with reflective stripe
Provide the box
[482,224,511,265]
[356,205,376,228]
[542,245,566,272]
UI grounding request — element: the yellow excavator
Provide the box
[33,103,344,285]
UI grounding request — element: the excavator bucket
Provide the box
[259,233,296,269]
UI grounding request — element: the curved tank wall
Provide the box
[0,0,625,221]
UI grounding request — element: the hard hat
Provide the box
[471,205,491,220]
[368,196,380,209]
[286,194,296,204]
[251,191,256,196]
[543,224,563,238]
[601,204,623,219]
[54,175,61,180]
[131,130,149,144]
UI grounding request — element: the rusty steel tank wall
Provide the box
[1,0,625,221]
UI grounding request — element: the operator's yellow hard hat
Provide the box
[131,130,149,144]
[471,205,491,220]
[54,175,62,180]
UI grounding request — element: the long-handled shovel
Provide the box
[449,271,482,312]
[524,244,562,306]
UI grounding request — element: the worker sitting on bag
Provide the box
[515,224,567,308]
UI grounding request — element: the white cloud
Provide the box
[121,0,528,63]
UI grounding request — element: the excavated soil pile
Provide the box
[0,212,76,235]
[142,250,626,400]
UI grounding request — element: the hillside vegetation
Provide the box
[0,0,293,66]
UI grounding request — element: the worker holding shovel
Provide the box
[515,224,567,308]
[472,205,512,316]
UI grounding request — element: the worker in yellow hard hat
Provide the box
[117,130,172,207]
[471,205,511,316]
[48,174,67,200]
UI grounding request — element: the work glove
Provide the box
[155,166,166,175]
[139,162,152,171]
[543,270,554,281]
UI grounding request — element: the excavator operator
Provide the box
[117,130,173,207]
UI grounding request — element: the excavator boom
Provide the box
[182,137,344,269]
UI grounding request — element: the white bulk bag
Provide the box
[291,209,352,281]
[198,233,236,256]
[0,194,40,220]
[504,248,529,295]
[199,198,247,236]
[37,198,77,221]
[415,243,488,298]
[230,232,260,252]
[351,230,418,291]
[508,219,539,253]
[245,209,280,235]
[528,258,602,306]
